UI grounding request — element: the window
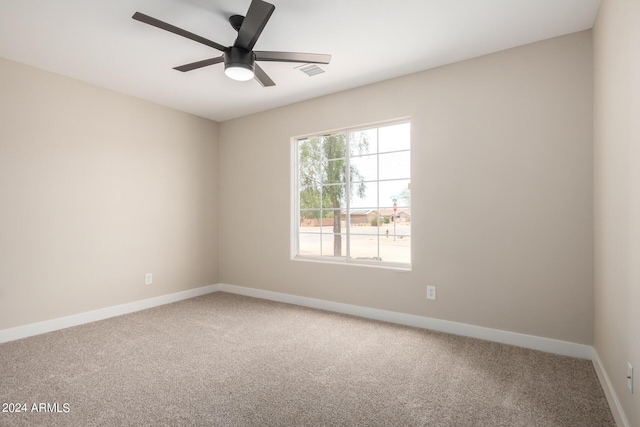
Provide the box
[294,121,411,268]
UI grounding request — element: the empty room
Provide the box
[0,0,638,426]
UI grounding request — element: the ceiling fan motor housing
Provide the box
[224,47,255,74]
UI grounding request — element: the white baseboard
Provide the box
[217,283,593,360]
[592,348,630,427]
[1,282,594,361]
[0,284,220,343]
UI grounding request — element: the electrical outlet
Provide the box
[145,273,153,285]
[426,286,436,300]
[629,362,634,394]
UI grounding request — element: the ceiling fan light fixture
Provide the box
[224,47,255,81]
[224,64,254,81]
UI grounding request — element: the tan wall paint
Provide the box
[219,31,594,344]
[593,0,640,424]
[0,58,219,329]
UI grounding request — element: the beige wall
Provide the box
[593,0,640,425]
[219,31,594,344]
[0,58,219,329]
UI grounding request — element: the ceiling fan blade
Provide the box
[234,0,275,51]
[254,51,331,64]
[132,12,226,52]
[254,63,275,87]
[174,56,224,72]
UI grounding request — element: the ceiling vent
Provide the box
[297,64,326,77]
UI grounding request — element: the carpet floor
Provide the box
[0,292,615,426]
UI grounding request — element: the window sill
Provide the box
[292,255,412,272]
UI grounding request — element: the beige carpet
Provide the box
[0,292,614,426]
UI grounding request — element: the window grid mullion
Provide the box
[320,148,324,256]
[345,132,351,260]
[376,127,381,261]
[295,145,300,257]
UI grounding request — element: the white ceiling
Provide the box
[0,0,601,122]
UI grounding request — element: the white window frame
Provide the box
[292,119,411,270]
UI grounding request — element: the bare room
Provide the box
[0,0,638,425]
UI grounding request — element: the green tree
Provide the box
[299,134,368,255]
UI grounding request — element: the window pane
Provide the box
[298,233,321,256]
[379,235,411,264]
[350,154,377,182]
[375,213,394,229]
[322,234,346,257]
[298,169,321,188]
[376,209,411,228]
[379,151,410,180]
[378,122,411,153]
[321,185,345,209]
[349,129,376,156]
[349,232,380,261]
[348,209,377,227]
[298,139,323,187]
[322,135,347,160]
[299,210,322,231]
[395,210,411,229]
[379,179,411,208]
[350,181,377,209]
[299,187,321,209]
[322,159,346,184]
[395,187,411,208]
[350,212,381,260]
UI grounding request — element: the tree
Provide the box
[298,133,368,256]
[399,187,411,205]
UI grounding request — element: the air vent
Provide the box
[297,64,326,77]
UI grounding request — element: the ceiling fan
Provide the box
[132,0,331,87]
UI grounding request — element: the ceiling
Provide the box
[0,0,601,122]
